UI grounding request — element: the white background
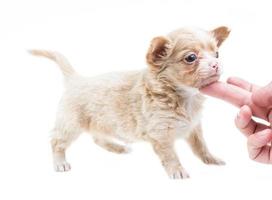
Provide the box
[0,0,272,199]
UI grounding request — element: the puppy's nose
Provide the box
[210,62,219,72]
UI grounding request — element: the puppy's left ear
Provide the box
[211,26,231,47]
[146,36,172,71]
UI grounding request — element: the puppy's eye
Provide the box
[184,53,197,64]
[215,51,219,58]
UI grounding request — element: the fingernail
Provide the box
[236,112,244,126]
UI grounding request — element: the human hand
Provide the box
[200,77,272,163]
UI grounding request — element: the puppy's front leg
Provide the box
[187,124,225,165]
[150,131,189,179]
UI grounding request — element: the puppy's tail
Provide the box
[29,50,76,77]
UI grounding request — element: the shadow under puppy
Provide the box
[30,26,230,179]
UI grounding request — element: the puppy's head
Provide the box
[146,26,230,88]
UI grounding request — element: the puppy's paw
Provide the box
[54,161,71,172]
[202,155,225,165]
[166,166,190,179]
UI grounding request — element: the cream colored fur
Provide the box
[30,26,230,179]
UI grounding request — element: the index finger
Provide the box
[200,81,251,107]
[200,81,268,120]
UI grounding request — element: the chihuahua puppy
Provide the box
[30,26,230,179]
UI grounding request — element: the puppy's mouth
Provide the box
[200,74,220,88]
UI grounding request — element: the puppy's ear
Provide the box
[211,26,230,47]
[146,36,172,70]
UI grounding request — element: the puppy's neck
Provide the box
[144,70,199,98]
[175,84,199,98]
[143,70,175,94]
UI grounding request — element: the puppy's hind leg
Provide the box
[51,122,82,172]
[93,137,130,154]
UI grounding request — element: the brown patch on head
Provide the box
[146,36,172,71]
[211,26,230,47]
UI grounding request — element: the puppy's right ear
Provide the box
[211,26,230,47]
[146,36,172,71]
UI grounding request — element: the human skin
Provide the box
[200,77,272,163]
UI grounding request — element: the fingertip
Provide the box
[199,81,222,94]
[248,129,272,148]
[226,76,237,84]
[258,129,272,139]
[240,105,252,115]
[254,129,272,141]
[202,81,223,88]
